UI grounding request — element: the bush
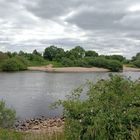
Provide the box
[61,57,74,67]
[0,101,16,128]
[107,60,123,72]
[0,52,9,62]
[133,60,140,68]
[89,57,109,68]
[85,57,123,72]
[14,56,29,66]
[2,58,27,71]
[61,57,123,72]
[74,59,90,67]
[57,75,140,140]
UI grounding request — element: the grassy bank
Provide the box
[0,129,65,140]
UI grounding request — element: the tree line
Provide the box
[0,45,139,72]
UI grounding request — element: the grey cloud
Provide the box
[24,0,79,19]
[66,10,126,31]
[119,12,140,30]
[0,0,140,58]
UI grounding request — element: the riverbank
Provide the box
[123,66,140,72]
[15,117,65,134]
[28,65,140,73]
[28,64,110,73]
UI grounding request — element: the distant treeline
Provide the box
[0,46,139,72]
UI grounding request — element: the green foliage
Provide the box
[133,60,140,68]
[88,57,109,68]
[0,129,65,140]
[84,57,123,72]
[23,132,66,140]
[107,60,123,72]
[0,52,9,62]
[0,101,16,128]
[0,129,23,140]
[105,55,126,62]
[57,75,140,140]
[0,52,9,70]
[8,52,18,57]
[14,56,29,66]
[61,57,74,67]
[43,46,65,61]
[131,52,140,68]
[0,47,125,71]
[32,49,41,56]
[61,57,123,72]
[27,54,47,66]
[64,46,85,60]
[85,50,98,57]
[132,53,140,62]
[1,58,27,71]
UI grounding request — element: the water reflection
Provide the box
[0,71,140,119]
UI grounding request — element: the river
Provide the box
[0,71,140,120]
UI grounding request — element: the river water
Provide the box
[0,71,140,120]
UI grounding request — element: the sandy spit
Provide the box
[28,65,140,73]
[123,66,140,72]
[28,65,109,73]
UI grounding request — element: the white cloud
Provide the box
[129,4,140,12]
[0,0,140,58]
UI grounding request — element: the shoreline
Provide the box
[15,117,65,134]
[28,65,140,73]
[28,64,110,73]
[123,66,140,72]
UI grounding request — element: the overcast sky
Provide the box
[0,0,140,58]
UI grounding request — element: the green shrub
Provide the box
[1,58,27,71]
[0,52,9,62]
[61,57,123,72]
[14,56,29,66]
[89,57,109,68]
[85,57,123,72]
[133,60,140,68]
[107,60,123,72]
[0,101,16,128]
[57,75,140,140]
[26,54,49,66]
[61,57,74,67]
[74,59,90,67]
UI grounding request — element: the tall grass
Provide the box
[0,129,66,140]
[23,132,65,140]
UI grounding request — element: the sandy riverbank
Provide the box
[123,66,140,72]
[28,64,110,73]
[28,65,140,73]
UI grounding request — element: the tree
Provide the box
[18,51,25,56]
[132,52,140,62]
[133,60,140,68]
[0,52,9,62]
[32,49,41,56]
[43,46,65,61]
[68,46,85,59]
[85,50,98,57]
[107,55,126,62]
